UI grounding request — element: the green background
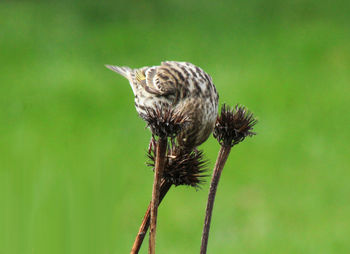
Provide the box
[1,0,349,253]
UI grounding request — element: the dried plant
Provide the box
[130,145,208,254]
[213,104,257,147]
[149,146,208,188]
[141,106,188,254]
[142,107,189,139]
[200,104,257,254]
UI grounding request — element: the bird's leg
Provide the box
[167,138,177,160]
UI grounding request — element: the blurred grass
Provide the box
[1,0,350,253]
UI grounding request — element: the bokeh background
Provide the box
[1,0,349,253]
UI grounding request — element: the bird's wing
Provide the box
[137,62,191,96]
[134,67,162,95]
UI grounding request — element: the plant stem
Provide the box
[200,145,232,254]
[149,137,167,254]
[130,180,172,254]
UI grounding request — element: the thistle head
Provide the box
[141,106,189,139]
[213,104,257,147]
[147,146,208,189]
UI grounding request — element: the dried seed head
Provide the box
[213,104,257,147]
[147,146,208,188]
[142,106,189,139]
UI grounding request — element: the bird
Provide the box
[106,61,219,150]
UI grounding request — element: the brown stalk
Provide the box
[130,180,172,254]
[200,145,231,254]
[200,104,257,254]
[148,137,167,254]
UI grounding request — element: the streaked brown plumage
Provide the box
[106,61,219,149]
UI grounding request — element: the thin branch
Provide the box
[200,145,231,254]
[130,180,172,254]
[149,137,168,254]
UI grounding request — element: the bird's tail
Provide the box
[105,65,133,80]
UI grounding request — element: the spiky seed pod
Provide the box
[142,106,189,139]
[213,104,257,147]
[147,146,208,188]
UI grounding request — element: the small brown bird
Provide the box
[106,61,219,150]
